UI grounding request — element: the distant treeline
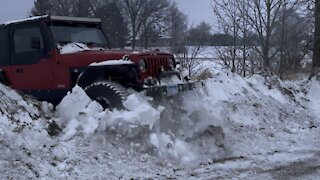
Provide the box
[190,33,260,47]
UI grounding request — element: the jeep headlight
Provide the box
[138,59,147,72]
[168,58,175,69]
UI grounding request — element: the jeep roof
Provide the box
[1,15,101,28]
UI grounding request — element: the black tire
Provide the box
[84,81,128,110]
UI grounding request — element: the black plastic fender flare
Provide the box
[76,64,141,89]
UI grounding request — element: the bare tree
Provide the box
[123,0,144,49]
[213,0,254,77]
[213,0,311,77]
[167,2,188,54]
[274,5,311,78]
[140,1,171,49]
[50,0,74,16]
[123,0,173,49]
[176,22,212,77]
[31,0,53,15]
[94,0,129,48]
[32,0,89,16]
[244,0,310,72]
[72,0,94,17]
[244,0,282,70]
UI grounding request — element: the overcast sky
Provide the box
[0,0,214,26]
[0,0,34,23]
[175,0,214,26]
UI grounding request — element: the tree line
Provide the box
[212,0,314,78]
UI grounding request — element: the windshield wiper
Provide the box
[73,42,86,50]
[58,42,105,51]
[79,42,105,50]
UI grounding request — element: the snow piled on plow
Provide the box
[1,68,320,179]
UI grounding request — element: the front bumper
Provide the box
[145,81,204,97]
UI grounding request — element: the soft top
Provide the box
[1,15,101,27]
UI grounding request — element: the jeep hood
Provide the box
[57,43,134,66]
[58,50,130,67]
[57,43,172,67]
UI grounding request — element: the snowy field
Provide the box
[1,65,320,179]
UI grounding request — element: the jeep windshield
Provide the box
[49,25,109,48]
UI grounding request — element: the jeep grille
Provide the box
[145,57,169,78]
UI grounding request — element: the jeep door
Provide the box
[7,22,54,90]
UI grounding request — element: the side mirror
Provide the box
[31,37,41,50]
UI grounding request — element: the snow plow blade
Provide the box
[145,81,205,98]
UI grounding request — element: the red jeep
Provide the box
[0,16,196,109]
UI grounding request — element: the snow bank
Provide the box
[211,71,319,158]
[0,84,61,178]
[2,65,320,179]
[307,76,320,118]
[52,68,320,168]
[54,83,227,165]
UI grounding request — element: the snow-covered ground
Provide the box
[1,66,320,179]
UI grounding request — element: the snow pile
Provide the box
[55,86,164,143]
[150,133,197,164]
[208,70,319,158]
[53,69,320,168]
[306,76,320,117]
[0,84,61,178]
[54,84,226,165]
[2,67,320,178]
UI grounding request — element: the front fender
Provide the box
[0,69,8,85]
[76,64,142,89]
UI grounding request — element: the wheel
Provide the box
[84,81,128,110]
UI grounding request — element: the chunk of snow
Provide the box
[61,119,79,141]
[160,75,182,86]
[150,133,196,164]
[307,77,320,117]
[56,86,92,125]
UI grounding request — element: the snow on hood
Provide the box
[90,60,133,66]
[58,42,104,54]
